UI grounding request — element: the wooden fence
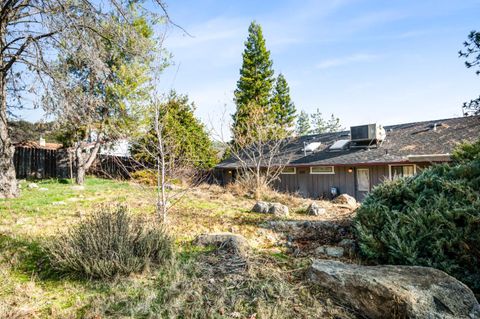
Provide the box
[14,146,137,180]
[13,147,215,183]
[14,147,58,179]
[89,154,138,179]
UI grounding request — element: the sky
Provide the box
[18,0,480,138]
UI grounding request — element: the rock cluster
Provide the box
[252,201,289,217]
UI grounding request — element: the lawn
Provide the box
[0,177,355,318]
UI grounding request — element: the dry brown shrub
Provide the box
[47,205,173,279]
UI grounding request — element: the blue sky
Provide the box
[156,0,480,137]
[19,0,480,138]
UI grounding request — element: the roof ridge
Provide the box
[383,114,479,129]
[297,115,480,139]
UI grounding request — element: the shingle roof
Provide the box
[216,115,480,169]
[14,141,63,150]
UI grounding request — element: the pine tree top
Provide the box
[234,21,274,109]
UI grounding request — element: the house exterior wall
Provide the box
[275,163,428,201]
[275,166,357,199]
[217,162,433,201]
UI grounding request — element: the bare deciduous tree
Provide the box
[0,0,178,197]
[153,97,168,221]
[217,103,293,199]
[132,93,205,223]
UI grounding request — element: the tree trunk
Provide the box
[74,141,101,185]
[0,22,18,198]
[75,165,86,185]
[75,146,86,185]
[155,106,168,222]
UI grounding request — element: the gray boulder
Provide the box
[315,245,344,258]
[306,202,326,216]
[252,201,271,213]
[252,201,289,217]
[308,259,480,319]
[332,194,357,209]
[268,202,289,217]
[194,232,249,257]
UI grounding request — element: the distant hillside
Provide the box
[7,120,61,144]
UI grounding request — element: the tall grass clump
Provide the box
[355,146,480,292]
[48,205,173,279]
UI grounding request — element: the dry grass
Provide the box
[0,177,357,318]
[81,247,357,319]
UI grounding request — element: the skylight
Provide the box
[330,139,350,150]
[304,142,322,152]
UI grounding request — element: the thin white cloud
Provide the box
[347,10,408,30]
[316,53,379,69]
[166,17,245,49]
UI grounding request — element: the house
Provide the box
[215,115,480,201]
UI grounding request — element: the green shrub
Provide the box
[354,160,480,292]
[48,205,173,279]
[452,138,480,164]
[130,169,157,186]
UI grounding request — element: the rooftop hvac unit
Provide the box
[350,124,386,142]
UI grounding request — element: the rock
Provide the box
[194,232,250,256]
[38,187,49,192]
[71,185,85,191]
[308,259,480,319]
[52,201,66,206]
[27,183,38,189]
[252,202,289,217]
[315,245,344,257]
[252,201,271,213]
[268,202,289,217]
[338,239,356,256]
[165,183,180,190]
[306,202,326,216]
[332,194,357,209]
[261,220,350,243]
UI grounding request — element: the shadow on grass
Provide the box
[20,177,72,184]
[0,233,68,282]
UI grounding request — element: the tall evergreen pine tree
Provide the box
[271,73,296,133]
[233,21,274,141]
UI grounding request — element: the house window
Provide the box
[310,166,335,174]
[390,165,416,180]
[357,168,370,192]
[281,167,296,175]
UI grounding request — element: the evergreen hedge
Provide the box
[355,151,480,292]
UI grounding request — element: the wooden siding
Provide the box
[276,165,395,201]
[223,162,432,201]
